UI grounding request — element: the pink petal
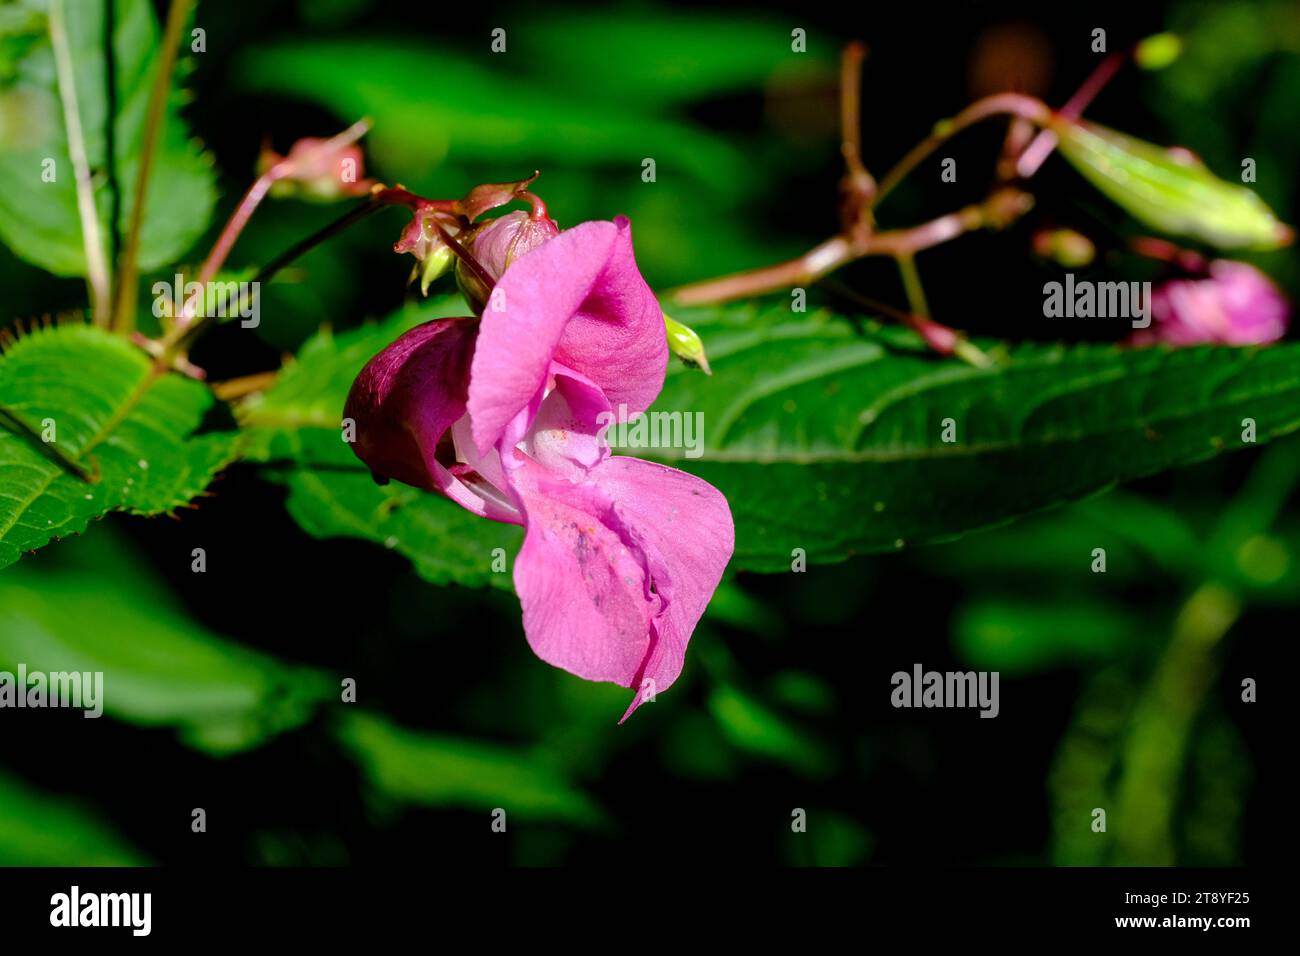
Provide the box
[591,459,734,720]
[507,450,734,720]
[519,365,613,482]
[508,456,659,687]
[468,218,667,456]
[343,318,520,522]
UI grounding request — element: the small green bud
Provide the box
[664,314,711,374]
[419,245,455,295]
[1135,33,1183,71]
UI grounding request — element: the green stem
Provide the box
[895,254,929,317]
[48,0,112,326]
[896,254,992,368]
[113,0,194,334]
[1113,583,1240,865]
[874,93,1051,208]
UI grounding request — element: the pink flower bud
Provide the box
[260,123,374,201]
[456,210,560,313]
[1135,260,1290,346]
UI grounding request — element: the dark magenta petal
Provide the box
[343,318,520,522]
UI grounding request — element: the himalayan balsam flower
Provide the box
[1134,260,1290,346]
[345,216,734,720]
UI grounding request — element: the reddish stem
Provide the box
[668,188,1033,306]
[173,120,376,329]
[1016,47,1130,178]
[874,92,1052,206]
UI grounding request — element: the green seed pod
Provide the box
[1053,119,1293,251]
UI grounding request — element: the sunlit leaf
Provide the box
[648,301,1300,571]
[0,323,236,570]
[0,0,216,277]
[518,11,831,104]
[234,39,755,196]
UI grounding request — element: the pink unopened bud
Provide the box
[260,120,374,200]
[1133,260,1289,347]
[456,210,560,313]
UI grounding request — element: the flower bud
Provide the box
[393,209,463,295]
[664,314,711,374]
[1135,33,1183,71]
[416,245,456,295]
[1134,260,1290,346]
[1032,228,1096,268]
[456,210,560,313]
[260,120,374,201]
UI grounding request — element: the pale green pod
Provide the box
[1053,119,1293,251]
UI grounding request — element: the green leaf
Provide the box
[0,528,334,755]
[0,0,216,277]
[265,427,522,590]
[707,685,834,778]
[0,770,147,865]
[645,302,1300,571]
[240,296,521,590]
[336,710,604,825]
[518,12,830,105]
[1053,119,1291,250]
[233,39,755,196]
[0,323,236,570]
[953,599,1142,675]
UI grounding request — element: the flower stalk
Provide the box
[112,0,194,333]
[48,0,112,326]
[665,43,1051,366]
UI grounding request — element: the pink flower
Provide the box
[345,217,734,720]
[1134,260,1290,346]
